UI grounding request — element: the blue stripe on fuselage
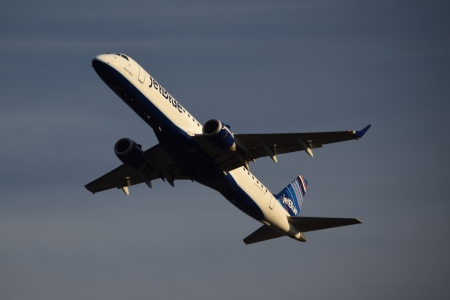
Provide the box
[221,172,265,221]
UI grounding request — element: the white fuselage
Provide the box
[93,53,300,238]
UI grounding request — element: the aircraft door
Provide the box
[269,194,275,210]
[138,67,146,83]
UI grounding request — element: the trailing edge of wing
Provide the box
[287,216,362,232]
[243,225,285,245]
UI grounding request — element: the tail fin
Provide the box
[275,175,308,216]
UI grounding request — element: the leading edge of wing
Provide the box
[234,124,371,160]
[235,124,372,148]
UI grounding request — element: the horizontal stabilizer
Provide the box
[243,225,284,245]
[288,216,361,232]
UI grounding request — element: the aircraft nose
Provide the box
[92,54,115,80]
[92,53,112,65]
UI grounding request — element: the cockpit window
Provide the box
[121,54,129,60]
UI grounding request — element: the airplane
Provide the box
[85,53,371,244]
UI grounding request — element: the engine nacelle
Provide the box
[202,119,236,151]
[114,138,147,170]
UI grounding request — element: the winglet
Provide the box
[355,124,371,139]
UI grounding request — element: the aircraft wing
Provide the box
[288,216,362,232]
[192,125,371,172]
[235,124,371,160]
[85,144,190,194]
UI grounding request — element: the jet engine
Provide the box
[202,119,236,151]
[114,138,147,170]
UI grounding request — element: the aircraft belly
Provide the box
[218,170,265,223]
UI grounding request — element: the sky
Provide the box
[1,0,450,299]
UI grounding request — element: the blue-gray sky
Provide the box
[1,0,449,299]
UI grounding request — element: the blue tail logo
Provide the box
[275,175,308,216]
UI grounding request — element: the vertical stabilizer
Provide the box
[275,175,308,216]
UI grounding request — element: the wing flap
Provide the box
[243,225,285,245]
[288,216,362,232]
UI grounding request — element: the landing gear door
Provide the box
[138,67,146,83]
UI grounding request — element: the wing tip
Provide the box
[355,124,371,139]
[84,184,96,194]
